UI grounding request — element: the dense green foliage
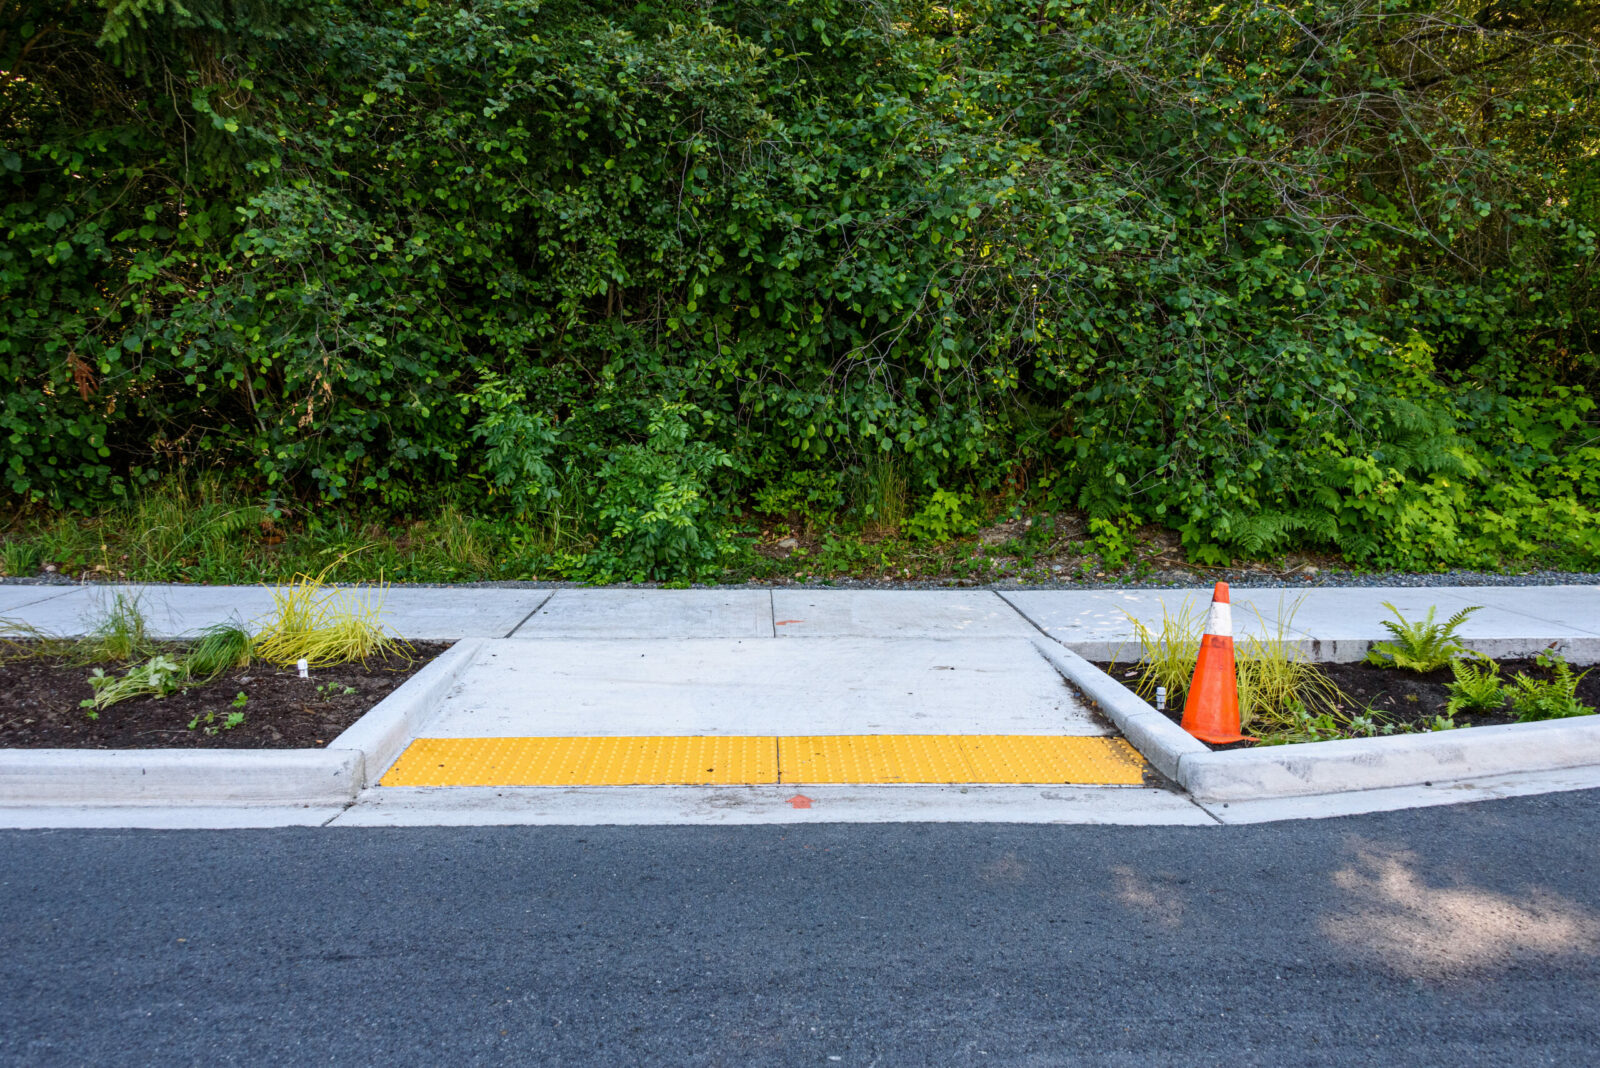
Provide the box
[4,0,1599,577]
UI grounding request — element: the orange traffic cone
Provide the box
[1181,581,1254,744]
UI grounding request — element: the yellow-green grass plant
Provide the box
[1233,599,1348,736]
[1121,595,1348,737]
[1120,598,1206,711]
[252,566,408,668]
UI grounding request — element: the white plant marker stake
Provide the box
[297,658,309,679]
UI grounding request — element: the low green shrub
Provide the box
[903,489,979,543]
[588,404,732,582]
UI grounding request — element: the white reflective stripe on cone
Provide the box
[1206,600,1233,638]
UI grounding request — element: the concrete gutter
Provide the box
[1037,635,1600,802]
[0,639,480,806]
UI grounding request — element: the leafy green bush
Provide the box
[903,490,978,544]
[467,375,561,520]
[589,404,732,581]
[1365,603,1482,673]
[3,0,1598,576]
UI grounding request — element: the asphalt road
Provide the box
[4,791,1600,1066]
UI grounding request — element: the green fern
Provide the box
[1229,508,1337,556]
[1509,652,1595,722]
[1445,657,1505,715]
[1364,601,1481,672]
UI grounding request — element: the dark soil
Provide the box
[1094,657,1600,750]
[0,643,447,749]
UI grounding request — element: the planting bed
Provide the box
[1095,657,1600,750]
[0,643,447,750]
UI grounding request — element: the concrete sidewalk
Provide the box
[3,582,1598,658]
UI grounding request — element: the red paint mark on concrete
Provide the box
[775,620,804,625]
[788,795,814,809]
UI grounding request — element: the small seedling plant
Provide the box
[315,683,358,699]
[1365,602,1481,672]
[188,709,247,735]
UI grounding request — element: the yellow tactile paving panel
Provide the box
[381,736,779,787]
[780,735,1146,785]
[381,735,1146,786]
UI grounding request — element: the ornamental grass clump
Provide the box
[1233,602,1348,736]
[1124,599,1205,708]
[184,623,254,682]
[252,568,406,668]
[81,592,157,664]
[1122,596,1346,736]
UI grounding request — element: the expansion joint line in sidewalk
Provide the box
[379,735,1147,787]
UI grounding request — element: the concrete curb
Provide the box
[0,749,364,806]
[1037,635,1600,802]
[1028,638,1208,782]
[1179,717,1600,802]
[0,640,480,806]
[327,638,484,787]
